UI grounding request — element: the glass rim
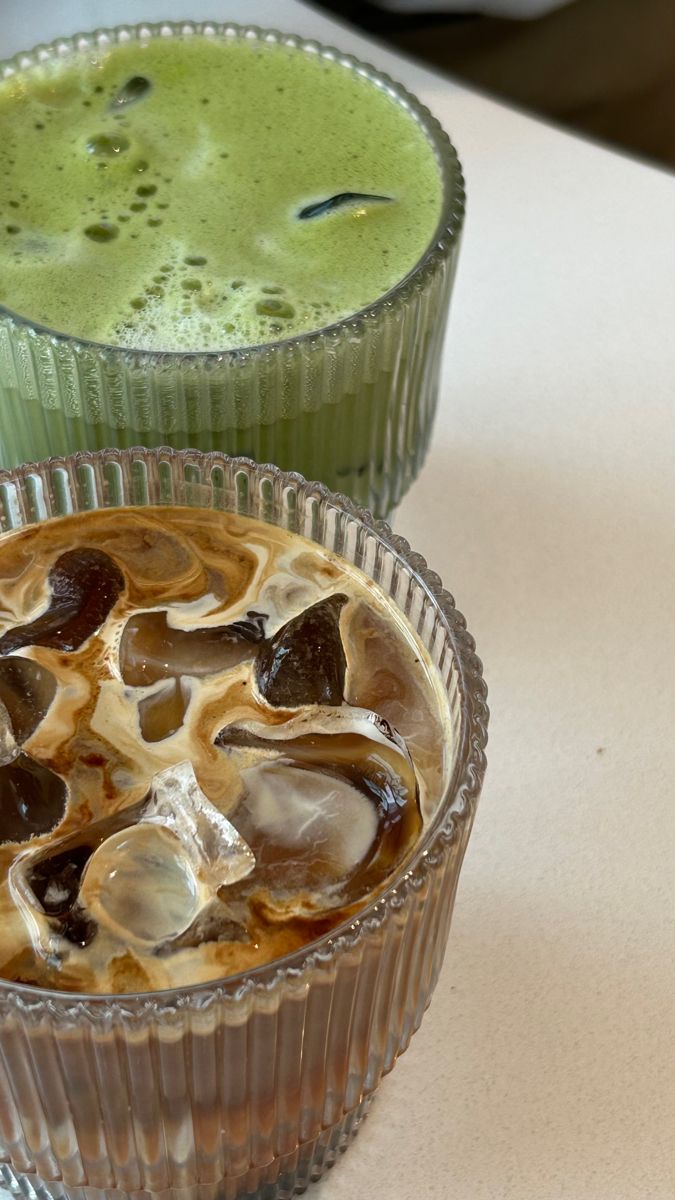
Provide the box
[0,19,465,363]
[0,447,487,1009]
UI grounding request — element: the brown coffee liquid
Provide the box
[0,507,450,993]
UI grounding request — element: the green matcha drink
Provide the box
[0,36,440,352]
[0,23,464,515]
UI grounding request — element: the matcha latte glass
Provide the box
[0,23,464,518]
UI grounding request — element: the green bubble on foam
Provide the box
[255,298,295,320]
[86,133,130,157]
[84,222,118,243]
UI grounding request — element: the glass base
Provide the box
[0,1095,372,1200]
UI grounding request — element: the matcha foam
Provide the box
[0,34,443,352]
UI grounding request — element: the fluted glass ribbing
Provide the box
[0,22,465,518]
[0,448,487,1200]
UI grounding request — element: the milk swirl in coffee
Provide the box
[0,507,451,994]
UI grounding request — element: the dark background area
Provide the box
[312,0,675,170]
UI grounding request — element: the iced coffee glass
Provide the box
[0,21,465,518]
[0,447,487,1200]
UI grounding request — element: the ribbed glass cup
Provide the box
[0,448,486,1200]
[0,21,465,519]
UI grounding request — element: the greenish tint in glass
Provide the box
[0,22,465,518]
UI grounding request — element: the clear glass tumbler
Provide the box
[0,21,465,518]
[0,447,487,1200]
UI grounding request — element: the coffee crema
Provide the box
[0,507,451,993]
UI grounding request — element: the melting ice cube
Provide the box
[0,738,67,846]
[8,806,138,957]
[0,657,57,744]
[0,548,125,655]
[119,609,266,685]
[138,678,189,742]
[9,762,255,959]
[236,761,380,893]
[218,706,422,910]
[81,762,255,945]
[254,594,348,708]
[80,824,202,945]
[0,696,17,767]
[141,760,255,891]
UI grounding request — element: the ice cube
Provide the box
[217,705,418,807]
[80,825,201,945]
[343,600,449,797]
[219,706,422,909]
[8,805,142,959]
[254,594,348,708]
[9,764,254,959]
[0,697,18,767]
[56,906,98,948]
[138,678,189,742]
[155,898,249,954]
[142,761,255,891]
[79,762,255,946]
[27,842,91,916]
[0,751,67,844]
[119,609,266,685]
[20,840,99,949]
[236,761,379,892]
[0,548,125,655]
[0,657,57,744]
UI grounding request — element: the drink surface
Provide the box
[0,506,451,994]
[0,34,442,352]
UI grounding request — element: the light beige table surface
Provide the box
[1,3,674,1198]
